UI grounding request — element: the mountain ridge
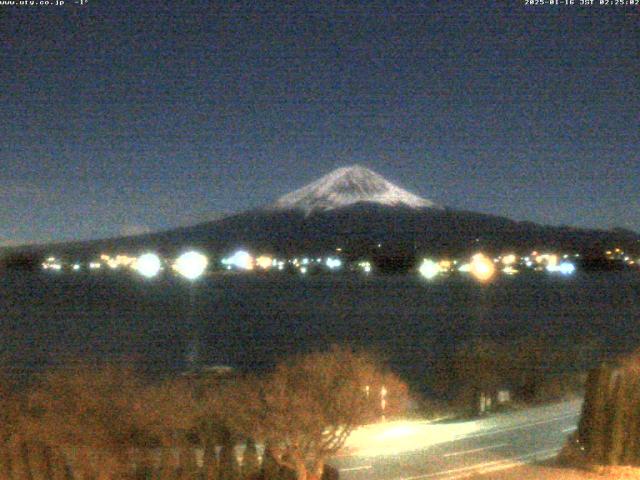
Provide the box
[1,167,638,263]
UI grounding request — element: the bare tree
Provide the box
[20,364,146,477]
[135,375,204,477]
[4,350,407,480]
[224,346,408,480]
[0,369,20,479]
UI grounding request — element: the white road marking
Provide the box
[562,426,577,433]
[395,459,507,480]
[443,443,508,458]
[451,413,578,441]
[394,448,559,480]
[339,465,373,472]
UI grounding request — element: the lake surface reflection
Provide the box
[1,271,639,390]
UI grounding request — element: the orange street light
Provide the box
[470,253,496,284]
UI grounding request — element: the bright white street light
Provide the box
[326,257,342,270]
[135,253,162,278]
[222,250,254,270]
[547,261,576,275]
[419,259,439,280]
[174,251,208,280]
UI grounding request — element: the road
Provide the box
[329,399,582,480]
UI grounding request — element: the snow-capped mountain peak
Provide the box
[272,165,439,214]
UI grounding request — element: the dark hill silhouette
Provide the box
[1,166,638,266]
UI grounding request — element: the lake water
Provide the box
[1,270,639,391]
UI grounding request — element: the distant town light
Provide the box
[547,262,576,275]
[135,253,162,278]
[256,255,273,270]
[326,257,342,270]
[501,254,517,266]
[502,266,518,275]
[438,260,452,272]
[562,264,571,273]
[221,250,253,270]
[458,263,471,273]
[42,256,63,272]
[100,253,137,270]
[358,261,372,274]
[174,251,208,280]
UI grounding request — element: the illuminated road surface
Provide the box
[330,399,582,480]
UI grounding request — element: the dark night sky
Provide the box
[1,1,638,245]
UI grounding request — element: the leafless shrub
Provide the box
[0,347,407,480]
[221,346,409,480]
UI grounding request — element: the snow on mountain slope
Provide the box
[272,165,440,215]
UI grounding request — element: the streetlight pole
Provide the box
[185,281,200,371]
[380,385,387,422]
[469,253,496,416]
[174,251,209,372]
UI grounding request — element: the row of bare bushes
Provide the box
[0,346,409,480]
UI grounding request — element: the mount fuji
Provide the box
[271,165,440,214]
[4,166,639,269]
